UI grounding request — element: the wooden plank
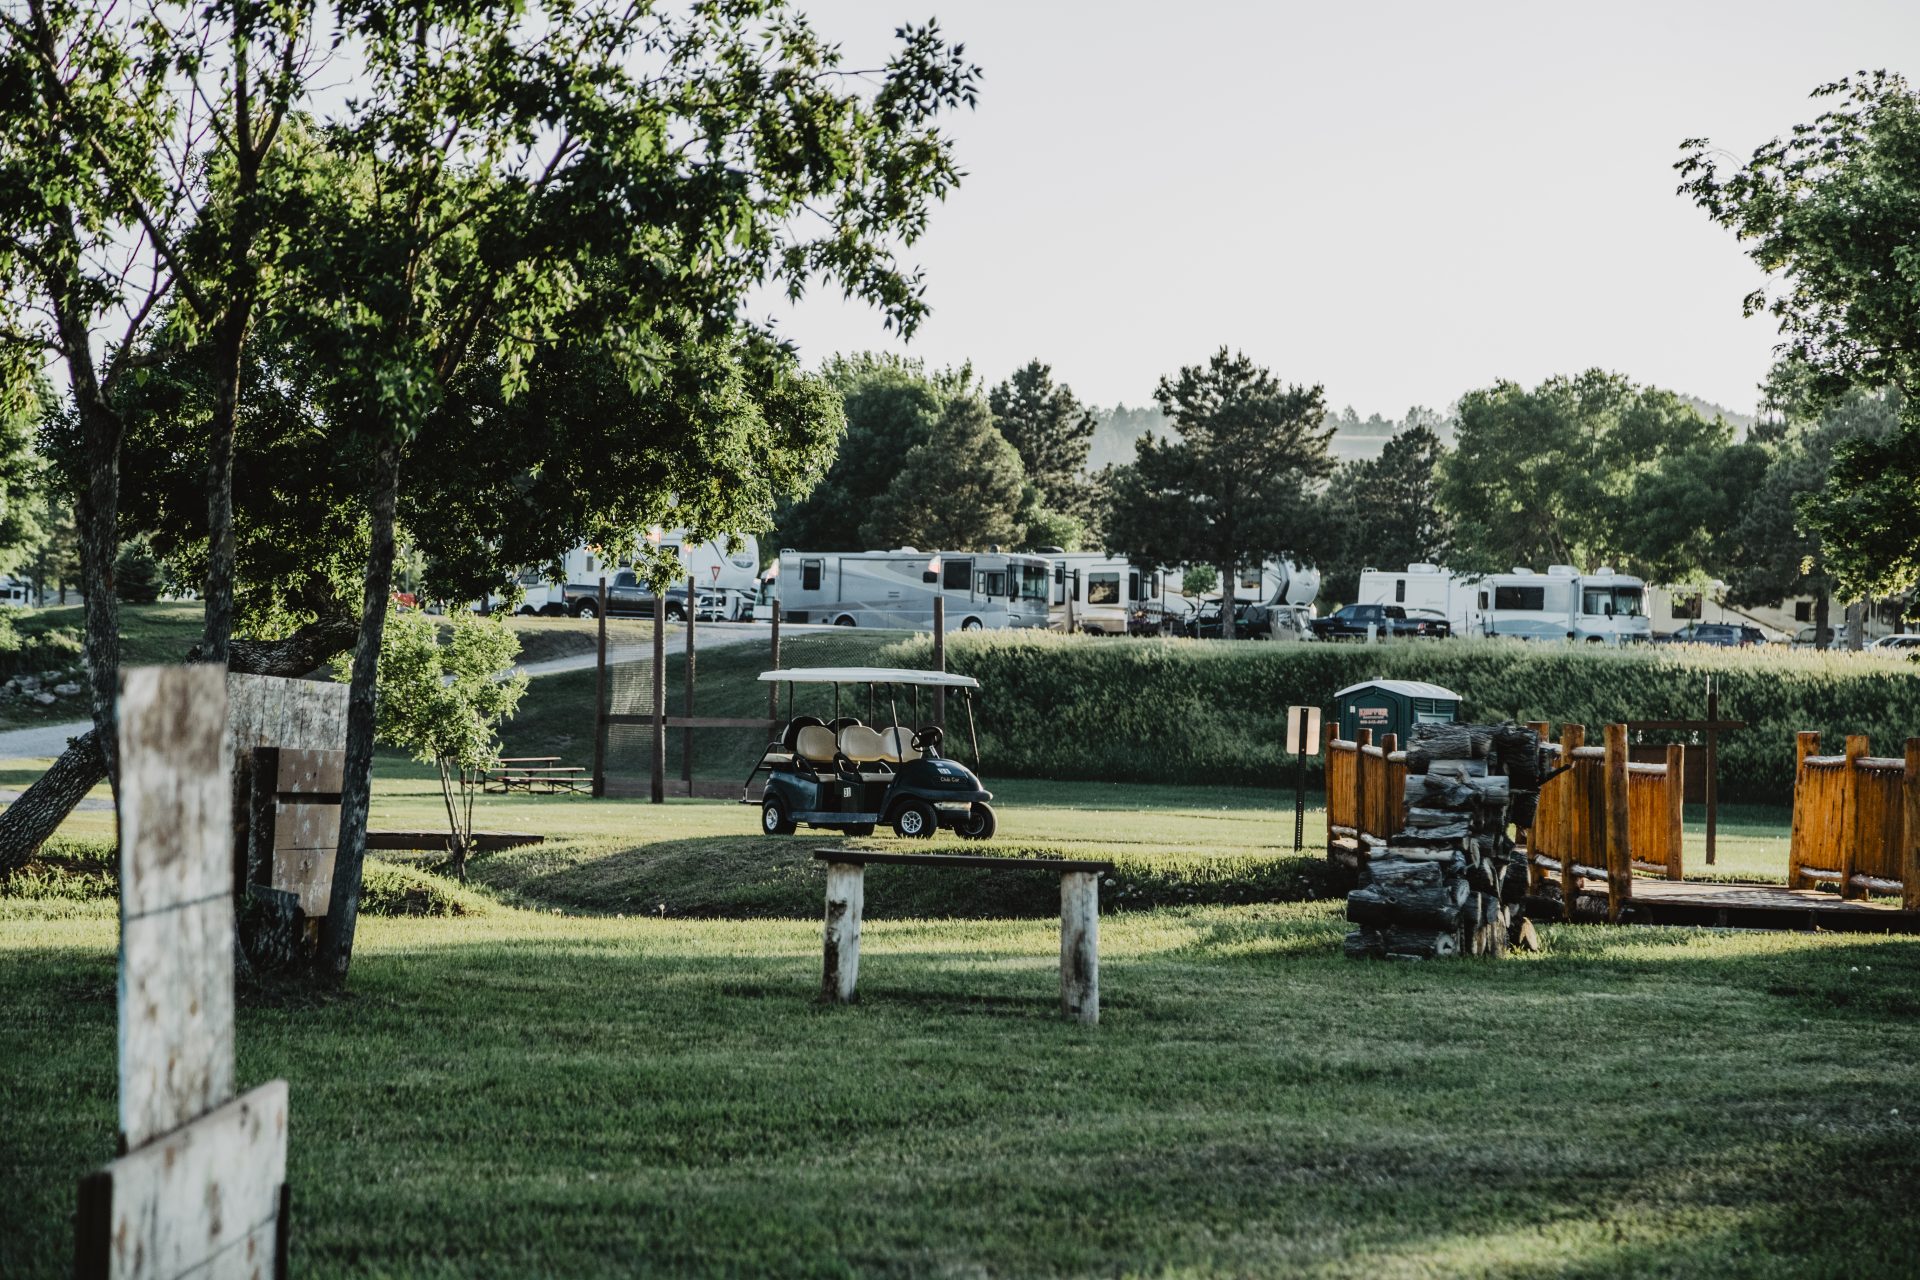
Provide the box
[1560,724,1584,923]
[226,673,348,751]
[92,1081,287,1280]
[1843,735,1868,900]
[1905,739,1920,913]
[1666,743,1686,880]
[271,801,340,853]
[117,666,234,1152]
[812,849,1114,873]
[273,749,343,795]
[1060,870,1100,1026]
[821,862,864,1003]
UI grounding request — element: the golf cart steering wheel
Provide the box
[911,725,944,754]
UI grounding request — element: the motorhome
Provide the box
[771,548,1052,630]
[514,529,761,619]
[1046,554,1170,635]
[1470,565,1651,644]
[1355,563,1473,627]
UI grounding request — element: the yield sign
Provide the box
[709,565,721,581]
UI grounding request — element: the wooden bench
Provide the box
[479,757,587,795]
[811,849,1113,1025]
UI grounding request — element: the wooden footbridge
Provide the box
[1327,723,1920,934]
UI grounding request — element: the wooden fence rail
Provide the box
[1789,732,1920,909]
[1330,720,1685,923]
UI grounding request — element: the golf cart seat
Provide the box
[879,727,920,762]
[794,725,839,768]
[838,724,889,763]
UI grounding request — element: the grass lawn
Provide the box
[5,895,1918,1277]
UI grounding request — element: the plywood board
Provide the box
[116,667,234,1151]
[273,748,343,795]
[226,673,348,752]
[91,1081,287,1280]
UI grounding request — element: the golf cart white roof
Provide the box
[758,667,980,689]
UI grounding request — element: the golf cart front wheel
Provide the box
[956,802,997,840]
[761,798,796,836]
[892,799,937,839]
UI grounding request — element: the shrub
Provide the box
[113,537,165,603]
[878,631,1920,803]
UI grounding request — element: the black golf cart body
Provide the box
[746,667,997,840]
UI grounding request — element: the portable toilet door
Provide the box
[1333,679,1461,742]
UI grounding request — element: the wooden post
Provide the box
[1789,731,1819,889]
[1841,733,1868,899]
[1904,738,1920,912]
[650,594,666,805]
[1705,676,1719,865]
[77,666,290,1278]
[1525,720,1551,892]
[1060,870,1100,1025]
[591,575,608,797]
[1353,728,1372,847]
[767,600,782,724]
[683,574,696,795]
[1603,723,1630,921]
[932,594,946,729]
[1664,743,1686,881]
[1560,724,1584,921]
[820,861,864,1003]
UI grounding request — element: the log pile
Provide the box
[1344,721,1543,960]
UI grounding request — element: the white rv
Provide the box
[772,548,1052,630]
[513,529,762,619]
[1470,565,1651,644]
[1047,554,1169,635]
[1356,563,1473,629]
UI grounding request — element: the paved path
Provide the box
[0,718,91,760]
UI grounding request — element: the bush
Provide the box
[878,631,1920,803]
[114,537,165,604]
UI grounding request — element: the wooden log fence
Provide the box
[1788,731,1920,909]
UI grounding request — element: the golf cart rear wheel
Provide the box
[761,797,796,836]
[956,802,996,840]
[892,798,937,839]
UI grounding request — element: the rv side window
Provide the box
[1395,580,1406,603]
[1493,585,1546,611]
[1128,571,1142,602]
[978,570,1006,598]
[801,559,822,591]
[1478,590,1488,610]
[1088,572,1120,605]
[943,559,972,591]
[585,555,597,573]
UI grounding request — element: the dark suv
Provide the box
[1659,623,1750,647]
[1309,603,1449,641]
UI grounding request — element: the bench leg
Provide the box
[821,861,864,1003]
[1060,870,1099,1026]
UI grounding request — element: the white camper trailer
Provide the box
[772,548,1051,630]
[1470,565,1651,645]
[1355,563,1472,629]
[1047,554,1168,635]
[514,529,761,619]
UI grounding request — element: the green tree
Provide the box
[862,398,1027,550]
[1103,348,1334,639]
[339,608,526,880]
[1439,371,1737,579]
[1681,72,1920,598]
[113,536,165,604]
[1318,419,1453,605]
[776,352,976,549]
[295,0,977,985]
[990,359,1097,520]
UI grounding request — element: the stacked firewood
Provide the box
[1344,722,1542,960]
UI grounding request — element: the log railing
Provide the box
[1521,722,1683,922]
[1325,728,1407,850]
[1789,732,1920,908]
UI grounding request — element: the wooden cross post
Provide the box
[77,665,290,1279]
[1623,684,1747,868]
[650,593,666,805]
[683,574,697,794]
[592,575,608,798]
[767,601,782,723]
[932,595,947,730]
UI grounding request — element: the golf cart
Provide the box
[745,667,996,840]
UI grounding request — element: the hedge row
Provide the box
[878,632,1920,803]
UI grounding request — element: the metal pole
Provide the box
[768,600,782,724]
[650,593,666,804]
[1705,675,1719,866]
[592,575,608,797]
[1293,707,1308,853]
[933,594,946,729]
[683,575,696,795]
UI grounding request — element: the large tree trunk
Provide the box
[0,617,358,878]
[1814,589,1830,648]
[1218,560,1235,640]
[318,441,402,986]
[201,310,246,664]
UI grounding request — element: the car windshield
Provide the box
[1581,585,1643,617]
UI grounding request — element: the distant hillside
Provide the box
[1681,395,1756,436]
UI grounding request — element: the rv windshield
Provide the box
[1582,585,1643,618]
[1019,564,1049,601]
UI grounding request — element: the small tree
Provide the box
[339,608,526,880]
[113,537,165,604]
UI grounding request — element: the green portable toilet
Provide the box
[1333,679,1460,743]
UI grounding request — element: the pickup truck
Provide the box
[1308,603,1450,641]
[561,570,694,619]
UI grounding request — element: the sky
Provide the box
[748,0,1920,419]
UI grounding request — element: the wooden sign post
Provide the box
[1624,675,1746,866]
[1286,705,1323,853]
[77,665,290,1279]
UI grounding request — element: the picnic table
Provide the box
[477,757,587,795]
